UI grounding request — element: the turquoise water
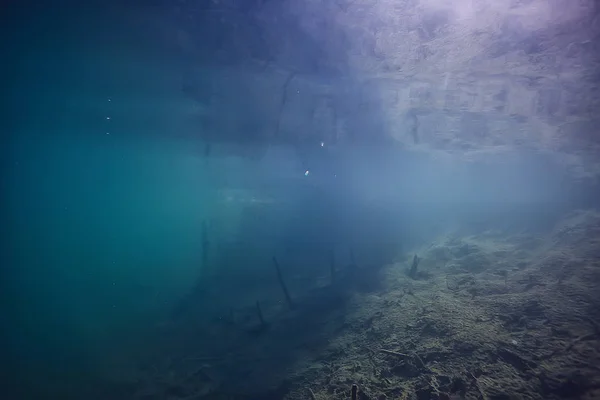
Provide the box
[5,131,214,386]
[3,3,595,399]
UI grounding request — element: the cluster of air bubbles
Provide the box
[303,141,337,179]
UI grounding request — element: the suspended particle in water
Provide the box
[305,170,310,176]
[320,142,324,147]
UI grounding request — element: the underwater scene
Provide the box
[3,1,600,399]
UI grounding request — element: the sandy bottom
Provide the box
[123,209,600,400]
